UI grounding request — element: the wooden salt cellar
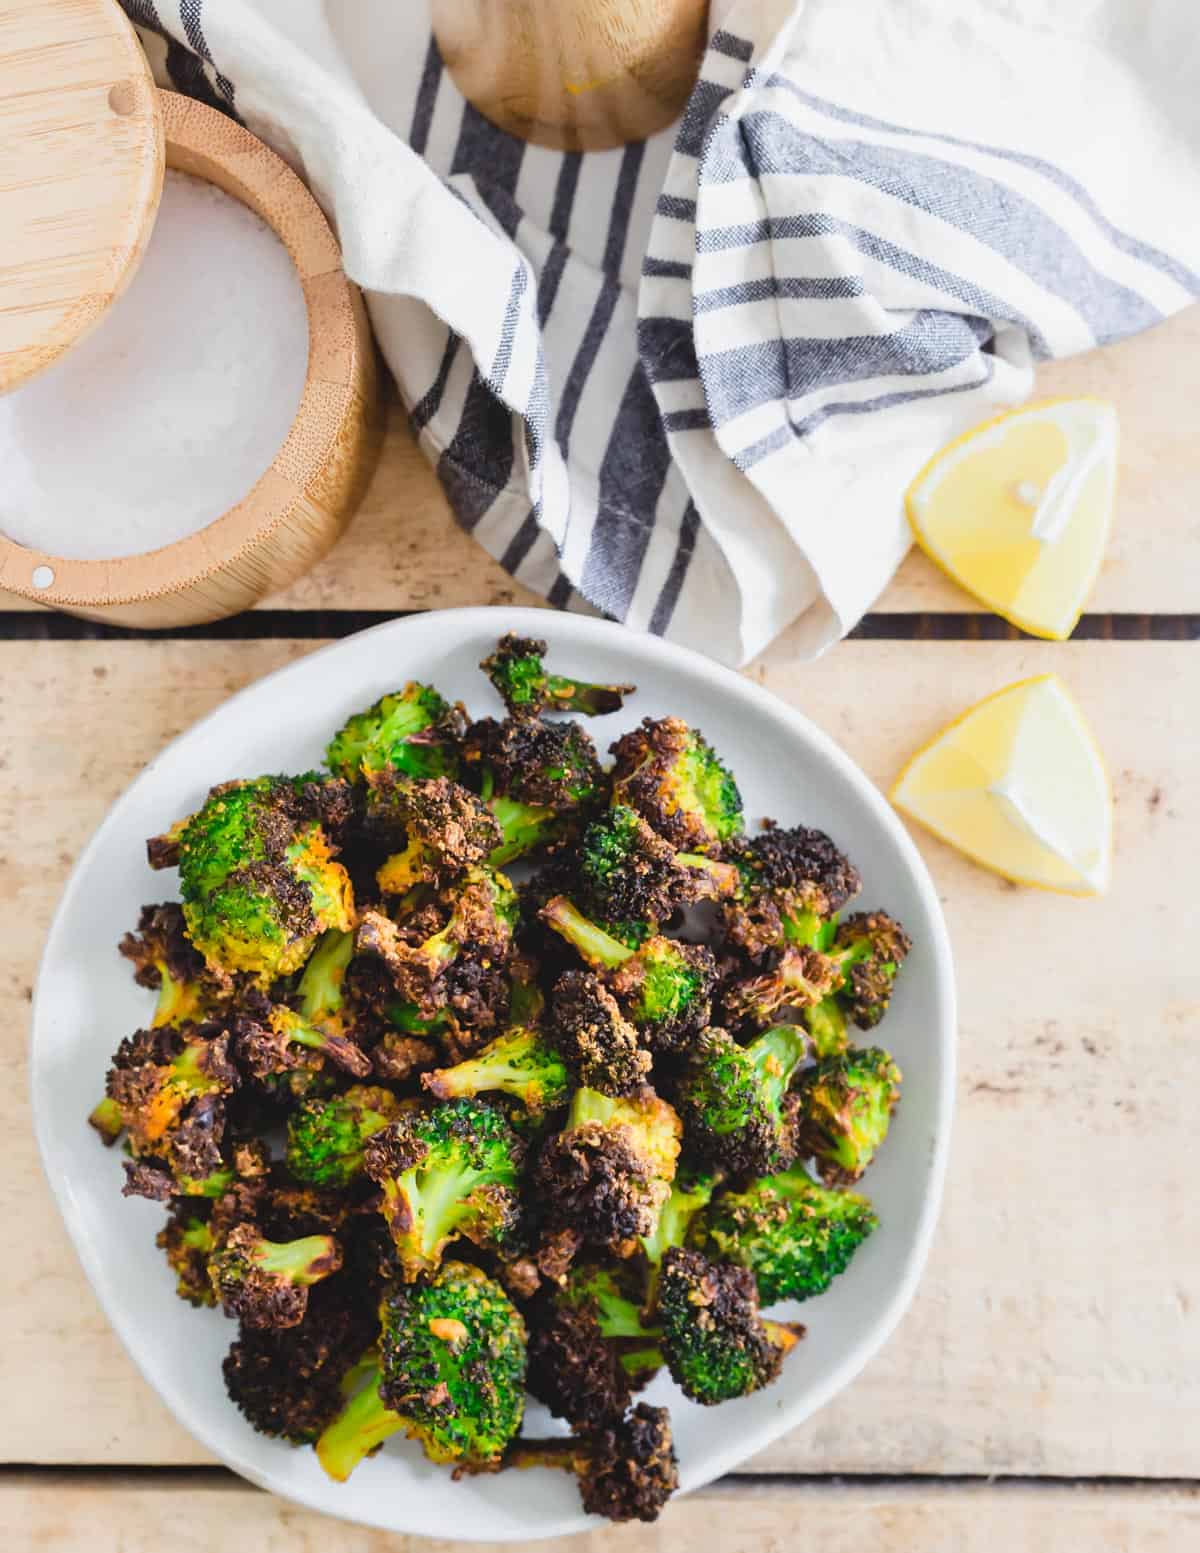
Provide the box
[431,0,709,152]
[0,0,380,627]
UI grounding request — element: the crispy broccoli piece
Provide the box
[657,1247,802,1405]
[794,1047,902,1184]
[576,805,738,925]
[368,775,501,896]
[828,911,912,1029]
[801,997,849,1059]
[118,902,214,1028]
[694,1165,877,1304]
[609,716,743,855]
[506,1403,678,1523]
[481,633,633,718]
[462,716,606,865]
[325,681,465,784]
[550,970,652,1097]
[88,1095,124,1145]
[317,1262,526,1478]
[722,825,861,959]
[208,1221,343,1328]
[151,776,355,984]
[363,1098,524,1279]
[106,1025,238,1164]
[723,944,840,1031]
[157,1208,216,1306]
[223,1279,377,1444]
[541,896,715,1052]
[422,1025,570,1116]
[675,1024,810,1176]
[638,1166,719,1307]
[285,1085,405,1188]
[533,1086,682,1258]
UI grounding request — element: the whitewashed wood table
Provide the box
[2,307,1198,1551]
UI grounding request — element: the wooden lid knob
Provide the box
[0,0,163,393]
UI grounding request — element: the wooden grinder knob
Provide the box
[431,0,710,152]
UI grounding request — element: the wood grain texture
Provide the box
[0,91,382,626]
[0,0,163,392]
[431,0,708,151]
[1,638,1196,1471]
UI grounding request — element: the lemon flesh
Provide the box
[907,398,1118,640]
[891,674,1112,895]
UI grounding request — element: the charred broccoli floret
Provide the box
[828,911,912,1029]
[576,805,738,925]
[157,1207,216,1306]
[794,1047,902,1184]
[638,1166,719,1307]
[462,716,606,865]
[675,1024,810,1176]
[208,1222,343,1328]
[533,1086,682,1258]
[481,633,633,719]
[118,902,214,1028]
[506,1403,678,1523]
[325,681,465,784]
[422,1025,570,1116]
[317,1262,526,1478]
[694,1165,877,1304]
[550,970,652,1097]
[239,929,372,1081]
[363,1098,524,1279]
[609,716,743,855]
[723,944,840,1031]
[152,776,355,983]
[657,1247,802,1405]
[722,825,861,959]
[106,1024,238,1169]
[541,896,715,1051]
[286,1086,405,1188]
[368,775,501,896]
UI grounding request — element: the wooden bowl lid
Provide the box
[0,0,164,393]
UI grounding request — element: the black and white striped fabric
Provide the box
[124,0,1200,664]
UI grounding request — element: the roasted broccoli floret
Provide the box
[105,1024,238,1169]
[118,902,214,1028]
[694,1165,877,1304]
[325,681,465,784]
[368,775,501,896]
[575,805,738,925]
[657,1247,802,1405]
[244,928,373,1081]
[363,1098,524,1279]
[550,970,652,1097]
[286,1086,405,1188]
[827,911,912,1029]
[506,1403,678,1523]
[151,776,355,983]
[794,1047,902,1184]
[609,716,743,855]
[316,1261,526,1478]
[462,716,606,865]
[723,944,840,1031]
[639,1166,719,1307]
[481,633,633,719]
[208,1222,343,1328]
[722,825,861,959]
[422,1025,570,1116]
[541,896,715,1051]
[533,1086,682,1258]
[158,1208,216,1306]
[675,1024,810,1176]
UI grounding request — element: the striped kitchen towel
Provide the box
[124,0,1200,664]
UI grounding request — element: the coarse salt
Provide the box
[0,170,309,561]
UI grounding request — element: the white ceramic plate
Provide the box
[31,607,955,1540]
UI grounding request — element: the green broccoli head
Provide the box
[208,1222,343,1328]
[695,1165,877,1305]
[325,681,464,784]
[576,805,738,926]
[675,1024,810,1176]
[722,825,862,958]
[421,1025,570,1116]
[609,716,744,855]
[830,911,912,1029]
[481,633,633,718]
[532,1086,682,1257]
[159,776,355,983]
[657,1247,802,1405]
[507,1403,678,1524]
[794,1046,902,1184]
[285,1085,405,1187]
[550,969,652,1097]
[363,1098,525,1280]
[461,715,607,865]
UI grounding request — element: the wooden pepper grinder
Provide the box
[431,0,710,152]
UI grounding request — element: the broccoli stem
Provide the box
[252,1234,340,1284]
[298,929,354,1020]
[804,997,848,1058]
[620,1346,665,1377]
[487,794,560,867]
[543,897,634,971]
[175,1167,234,1197]
[316,1362,406,1482]
[753,1024,810,1112]
[152,965,203,1028]
[88,1096,124,1145]
[387,1001,448,1036]
[782,910,823,948]
[540,674,629,716]
[676,852,740,896]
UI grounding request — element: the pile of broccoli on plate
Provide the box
[88,632,911,1525]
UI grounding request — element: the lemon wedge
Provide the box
[907,397,1118,640]
[890,674,1112,895]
